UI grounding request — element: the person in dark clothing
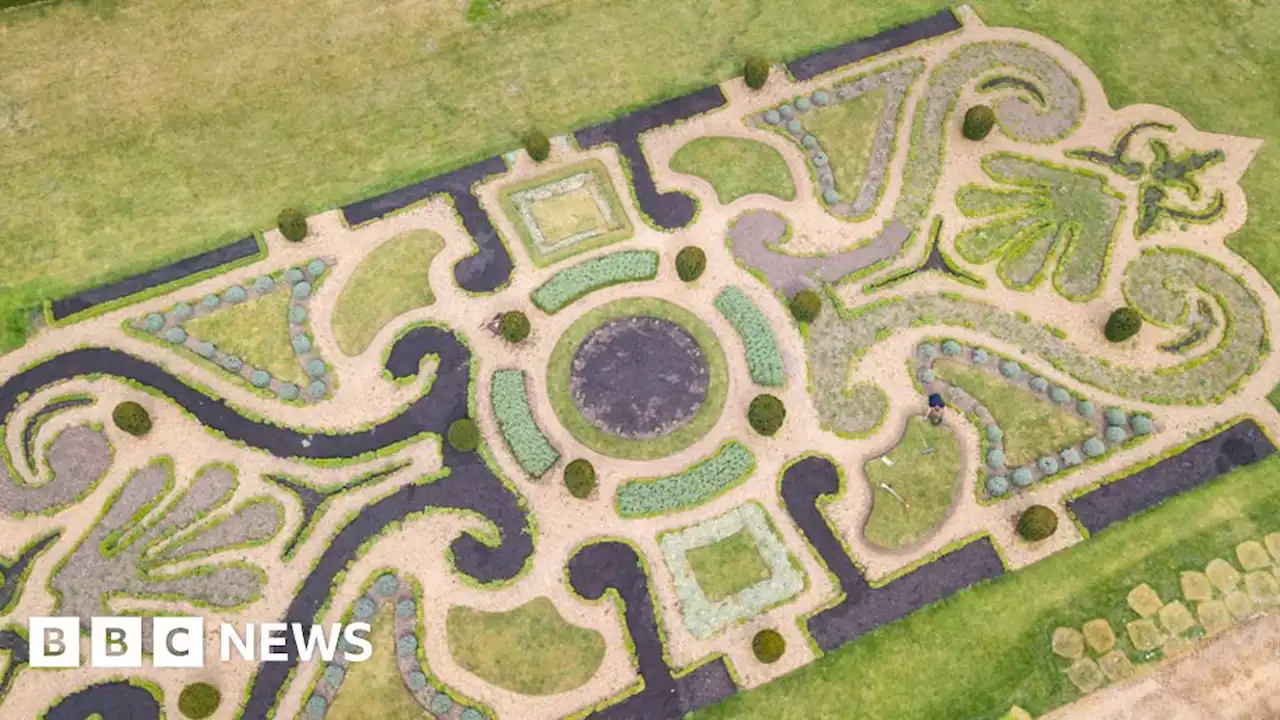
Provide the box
[926,392,946,425]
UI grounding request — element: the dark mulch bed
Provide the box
[264,463,407,558]
[43,681,161,720]
[0,625,29,705]
[575,87,726,230]
[1068,419,1276,536]
[49,235,261,321]
[786,9,961,81]
[0,531,59,613]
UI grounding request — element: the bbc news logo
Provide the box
[29,617,372,668]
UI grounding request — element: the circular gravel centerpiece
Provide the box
[548,297,727,460]
[571,316,709,438]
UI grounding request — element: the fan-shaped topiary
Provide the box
[564,459,597,499]
[500,311,531,343]
[1038,456,1060,475]
[1017,505,1059,541]
[987,449,1006,469]
[448,418,480,452]
[112,402,152,437]
[523,130,551,162]
[962,105,995,140]
[279,208,308,243]
[1105,425,1128,444]
[1083,438,1106,457]
[986,475,1009,497]
[748,394,786,436]
[744,56,770,90]
[178,682,221,719]
[1104,307,1143,342]
[941,340,962,356]
[1011,467,1034,487]
[789,290,822,323]
[751,629,785,663]
[1130,415,1153,435]
[675,246,706,282]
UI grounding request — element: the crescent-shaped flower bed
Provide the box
[714,287,785,387]
[530,250,659,313]
[614,441,754,518]
[489,370,560,479]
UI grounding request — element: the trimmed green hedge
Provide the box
[564,459,597,499]
[531,250,659,313]
[178,682,221,719]
[490,370,560,478]
[714,287,784,387]
[112,401,153,436]
[447,418,480,452]
[615,442,755,517]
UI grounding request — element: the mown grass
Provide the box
[669,136,796,204]
[803,89,886,199]
[184,290,306,384]
[687,529,773,602]
[862,417,962,549]
[324,607,426,720]
[697,453,1280,720]
[331,230,444,357]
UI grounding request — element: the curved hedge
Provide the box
[531,250,658,313]
[713,287,784,387]
[490,370,560,478]
[615,442,755,517]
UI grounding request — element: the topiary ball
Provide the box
[279,208,308,243]
[523,129,551,162]
[786,119,802,134]
[253,276,275,294]
[1011,467,1034,487]
[292,334,312,354]
[795,97,812,112]
[675,246,706,282]
[812,90,829,106]
[307,380,327,398]
[1105,407,1126,427]
[278,383,299,401]
[1061,448,1083,467]
[1077,400,1095,417]
[284,268,305,285]
[941,340,962,356]
[999,360,1022,379]
[306,359,327,378]
[1105,425,1128,444]
[223,356,243,372]
[972,348,989,364]
[194,341,215,359]
[789,290,822,323]
[1130,415,1153,435]
[762,109,780,125]
[748,394,786,436]
[292,281,312,300]
[500,311,531,343]
[289,305,308,325]
[986,425,1003,443]
[822,189,840,205]
[1050,387,1071,405]
[112,401,152,437]
[250,370,272,388]
[1038,456,1060,475]
[1029,376,1049,393]
[744,56,770,90]
[918,343,939,360]
[144,313,165,332]
[307,259,327,277]
[178,682,221,719]
[223,285,247,304]
[202,294,220,310]
[751,629,786,663]
[778,104,794,120]
[919,369,936,383]
[962,105,995,141]
[166,327,187,344]
[304,696,326,718]
[1104,307,1143,342]
[1017,504,1059,541]
[448,418,480,452]
[802,134,819,150]
[1083,438,1106,457]
[987,449,1006,469]
[986,475,1010,497]
[564,459,597,499]
[173,302,194,320]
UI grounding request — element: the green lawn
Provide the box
[331,230,444,356]
[687,529,773,601]
[862,417,962,549]
[325,607,426,719]
[669,137,797,204]
[934,359,1096,468]
[184,290,306,385]
[445,597,605,696]
[697,453,1280,720]
[802,88,886,203]
[6,0,1278,352]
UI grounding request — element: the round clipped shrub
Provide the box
[1105,407,1126,427]
[762,109,780,125]
[112,402,152,437]
[460,709,485,720]
[986,425,1003,443]
[223,356,243,372]
[802,134,819,150]
[278,383,299,401]
[748,394,786,436]
[253,276,275,294]
[919,369,936,384]
[1104,307,1143,342]
[292,281,312,300]
[941,340,962,356]
[284,268,305,285]
[523,129,551,162]
[1017,505,1059,541]
[1131,415,1154,435]
[1061,448,1083,467]
[324,664,345,686]
[431,694,454,715]
[1029,376,1049,393]
[918,343,939,360]
[500,310,531,343]
[305,696,327,718]
[1038,456,1060,475]
[306,359,327,378]
[307,380,327,398]
[986,475,1010,496]
[1050,387,1071,405]
[289,305,308,325]
[291,334,312,354]
[173,302,194,320]
[279,208,308,243]
[962,105,995,140]
[1077,400,1095,417]
[999,360,1022,379]
[178,682,221,719]
[779,104,794,120]
[675,246,706,282]
[166,327,187,344]
[744,56,770,90]
[447,418,480,452]
[811,152,828,165]
[144,313,165,332]
[795,97,812,113]
[223,285,247,304]
[972,348,989,364]
[1083,438,1106,457]
[789,290,822,323]
[307,259,327,277]
[250,370,272,388]
[1011,467,1034,487]
[822,189,840,205]
[987,449,1006,469]
[1105,425,1128,444]
[194,341,215,359]
[564,459,597,499]
[406,672,428,692]
[752,629,786,663]
[201,294,220,310]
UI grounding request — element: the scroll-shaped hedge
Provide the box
[490,370,560,478]
[615,442,755,517]
[531,250,658,313]
[714,287,784,387]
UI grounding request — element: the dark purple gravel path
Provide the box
[786,10,961,81]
